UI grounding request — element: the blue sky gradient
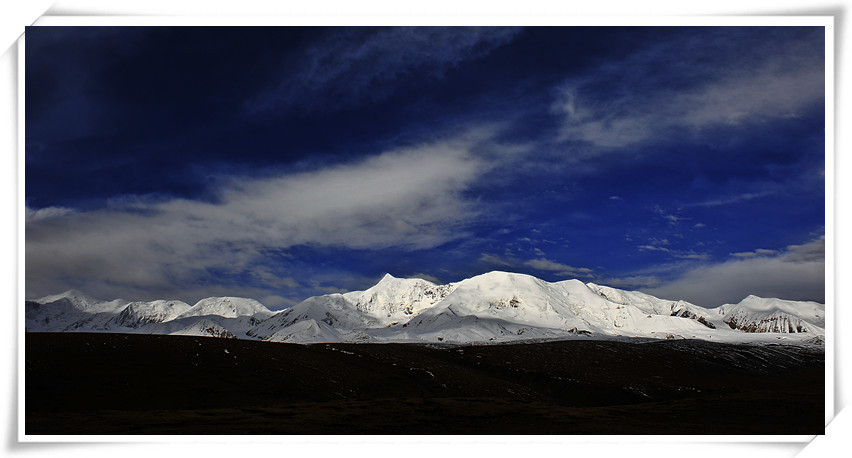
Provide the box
[25,26,826,308]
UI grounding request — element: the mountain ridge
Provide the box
[25,271,826,345]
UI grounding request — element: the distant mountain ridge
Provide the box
[25,271,825,345]
[717,295,825,333]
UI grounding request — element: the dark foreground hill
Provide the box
[25,332,824,435]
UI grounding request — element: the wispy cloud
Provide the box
[249,265,300,289]
[641,235,825,307]
[478,253,595,278]
[523,258,594,276]
[553,29,824,148]
[730,248,779,259]
[684,191,775,208]
[652,205,685,225]
[247,27,521,114]
[478,253,514,268]
[676,252,711,261]
[637,243,709,261]
[26,130,497,303]
[597,275,663,289]
[638,244,670,253]
[25,206,75,222]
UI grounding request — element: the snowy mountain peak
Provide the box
[178,297,273,319]
[27,271,826,344]
[468,270,537,283]
[340,274,454,324]
[35,289,127,314]
[738,295,776,309]
[724,295,824,317]
[717,295,825,333]
[112,300,192,328]
[37,289,100,306]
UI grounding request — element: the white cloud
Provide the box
[675,252,711,261]
[641,236,824,307]
[25,205,74,222]
[554,31,824,148]
[524,258,593,276]
[730,248,779,259]
[249,266,300,289]
[598,275,663,289]
[478,253,595,278]
[478,253,514,267]
[685,191,775,208]
[26,132,493,301]
[638,244,670,253]
[248,27,521,113]
[652,205,684,225]
[638,244,709,260]
[786,236,825,263]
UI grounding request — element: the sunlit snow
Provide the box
[26,271,825,345]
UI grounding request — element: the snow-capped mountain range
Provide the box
[25,271,826,345]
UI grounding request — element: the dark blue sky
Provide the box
[25,26,826,308]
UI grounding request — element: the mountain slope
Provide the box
[586,283,726,330]
[340,274,455,325]
[26,272,826,344]
[400,272,723,342]
[26,290,128,332]
[110,300,192,328]
[717,296,825,333]
[177,297,273,319]
[35,290,127,314]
